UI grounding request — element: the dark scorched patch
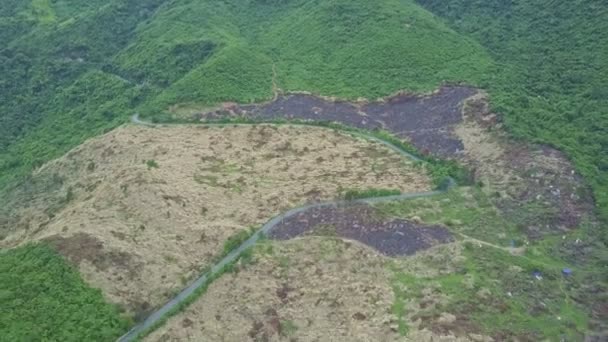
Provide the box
[269,204,453,256]
[201,86,477,158]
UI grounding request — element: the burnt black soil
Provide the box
[268,204,453,256]
[201,86,477,158]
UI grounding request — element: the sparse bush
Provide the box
[86,161,96,172]
[280,320,298,336]
[146,160,159,169]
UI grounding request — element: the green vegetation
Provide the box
[0,244,130,341]
[377,187,515,245]
[369,130,472,186]
[390,245,589,340]
[280,320,299,337]
[383,187,606,340]
[1,0,606,339]
[415,0,608,222]
[342,188,401,201]
[145,159,159,169]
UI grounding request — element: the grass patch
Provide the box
[280,320,298,336]
[145,160,159,169]
[193,174,218,186]
[376,186,517,245]
[384,186,604,339]
[29,0,56,23]
[222,227,257,258]
[389,245,589,340]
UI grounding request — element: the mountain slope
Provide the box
[0,0,493,191]
[416,0,608,222]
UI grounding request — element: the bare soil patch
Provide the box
[269,204,453,256]
[0,124,430,317]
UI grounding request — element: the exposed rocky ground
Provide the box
[0,124,430,318]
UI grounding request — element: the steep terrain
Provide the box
[134,88,605,341]
[415,0,608,222]
[0,0,492,192]
[147,239,479,342]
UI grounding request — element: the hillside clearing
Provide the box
[0,124,430,319]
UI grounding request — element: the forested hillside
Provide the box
[0,244,129,340]
[0,0,492,193]
[416,0,608,222]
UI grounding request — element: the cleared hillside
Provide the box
[1,123,430,319]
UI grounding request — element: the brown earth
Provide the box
[0,124,431,317]
[145,238,490,342]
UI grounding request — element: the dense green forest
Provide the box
[415,0,608,222]
[0,244,130,340]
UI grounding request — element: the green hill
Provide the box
[416,0,608,222]
[0,0,492,190]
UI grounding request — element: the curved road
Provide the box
[118,115,455,341]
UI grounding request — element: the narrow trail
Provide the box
[456,232,522,254]
[119,115,448,341]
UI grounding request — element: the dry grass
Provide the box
[147,238,490,342]
[0,124,431,315]
[147,238,398,342]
